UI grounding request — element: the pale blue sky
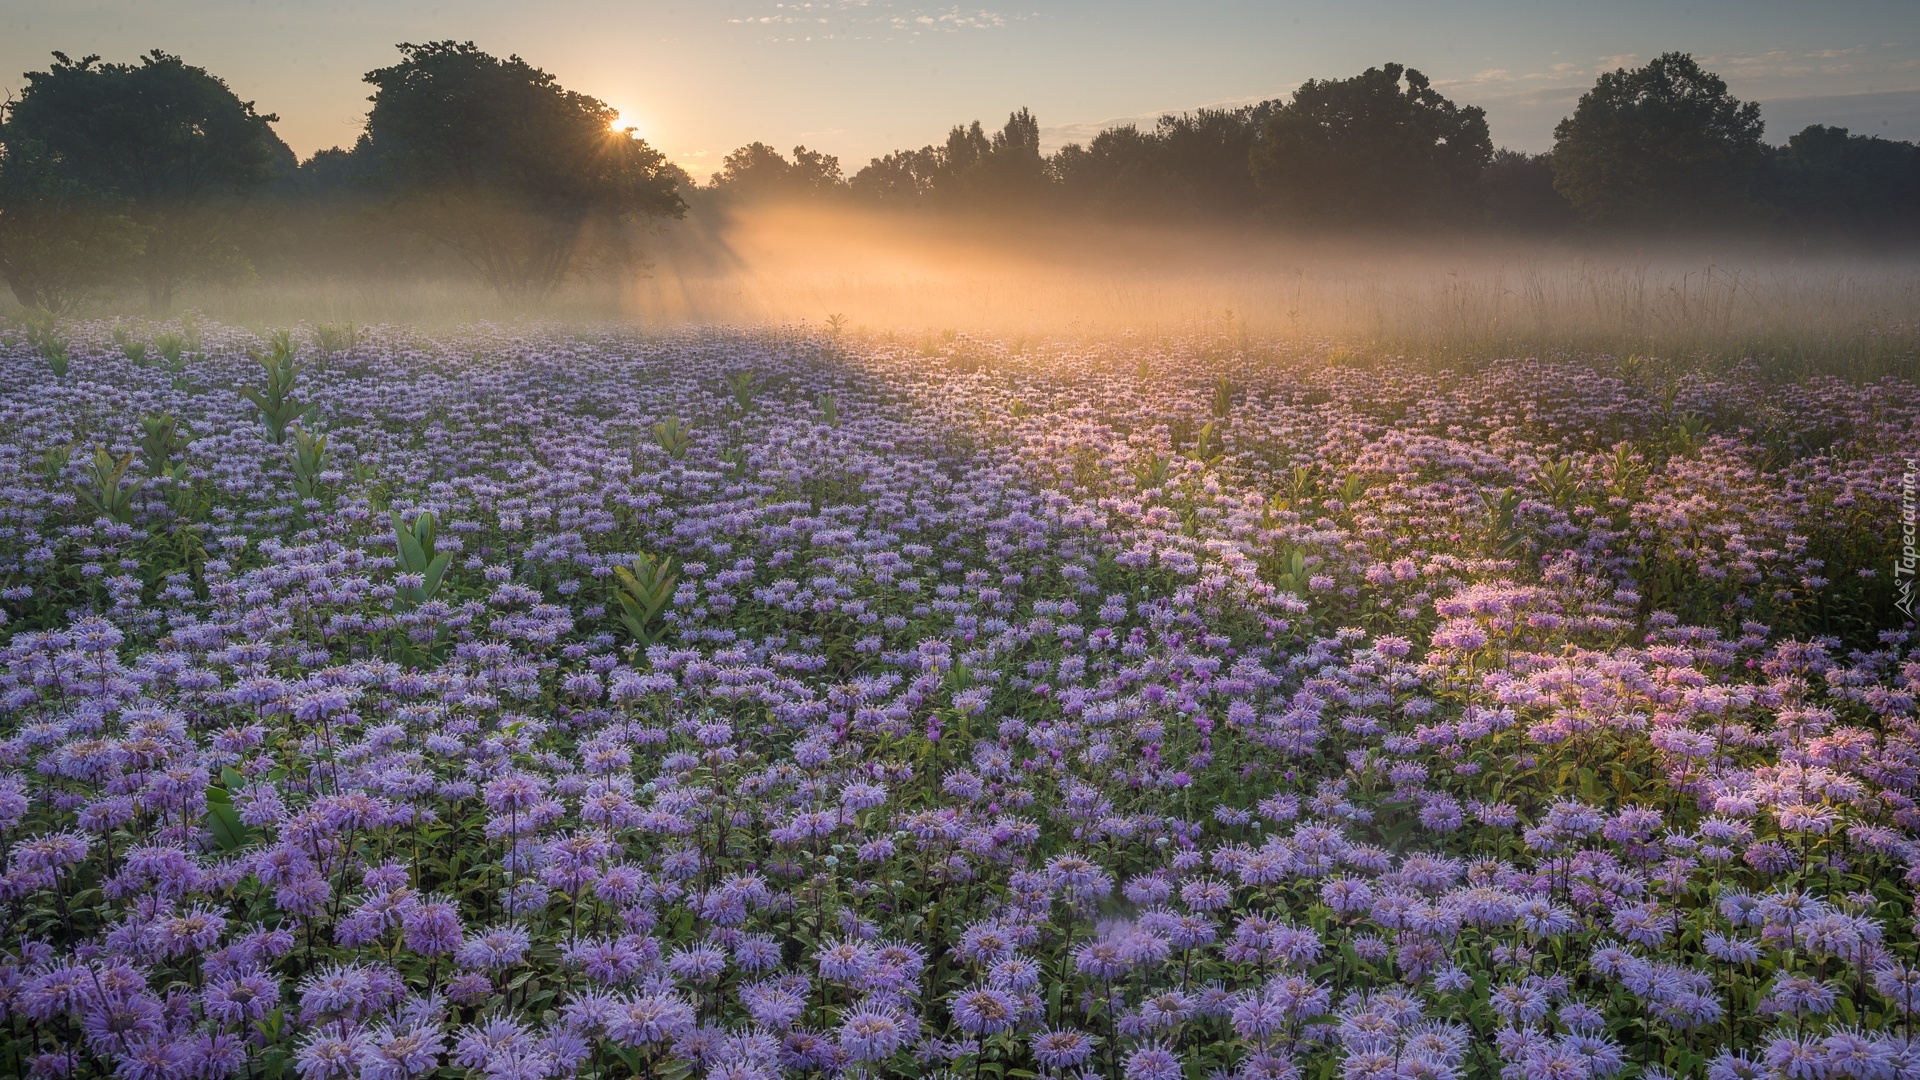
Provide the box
[3,0,1916,177]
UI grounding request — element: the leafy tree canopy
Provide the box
[710,143,843,198]
[1,50,292,309]
[1251,63,1491,225]
[848,109,1047,209]
[1051,106,1277,218]
[1770,124,1920,233]
[359,41,685,296]
[1551,52,1767,228]
[0,138,145,312]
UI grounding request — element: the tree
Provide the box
[1485,149,1573,232]
[358,41,685,297]
[1551,53,1767,228]
[710,143,844,198]
[1049,105,1278,219]
[2,51,293,310]
[1050,125,1167,215]
[1251,63,1491,225]
[941,109,1048,204]
[1769,125,1920,234]
[0,137,146,312]
[849,147,943,203]
[849,109,1050,209]
[1153,105,1278,216]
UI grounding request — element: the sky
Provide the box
[2,0,1917,179]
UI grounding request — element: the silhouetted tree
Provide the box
[2,51,292,310]
[253,136,441,282]
[0,136,146,311]
[1050,106,1277,218]
[358,41,685,297]
[851,109,1049,209]
[1485,149,1574,232]
[1154,106,1279,216]
[1251,63,1491,225]
[849,147,943,203]
[962,108,1048,202]
[1050,125,1167,214]
[710,143,844,197]
[1769,125,1920,234]
[1552,53,1767,228]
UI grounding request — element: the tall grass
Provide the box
[5,208,1917,379]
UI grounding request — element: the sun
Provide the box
[605,107,639,134]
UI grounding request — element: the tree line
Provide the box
[1,45,1915,311]
[731,56,1918,236]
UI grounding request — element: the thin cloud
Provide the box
[728,2,1023,40]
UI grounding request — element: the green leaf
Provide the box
[424,551,453,595]
[206,793,252,851]
[395,525,428,574]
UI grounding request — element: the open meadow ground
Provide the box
[0,320,1916,1079]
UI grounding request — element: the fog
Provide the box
[71,201,1919,379]
[617,203,1919,369]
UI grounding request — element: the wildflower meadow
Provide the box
[0,320,1914,1080]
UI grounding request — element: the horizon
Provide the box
[4,0,1918,179]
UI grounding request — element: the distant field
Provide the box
[48,207,1918,381]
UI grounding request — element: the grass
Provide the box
[5,211,1917,381]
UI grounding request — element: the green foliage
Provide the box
[1131,451,1172,490]
[1663,412,1712,458]
[1,50,292,310]
[1281,464,1320,508]
[312,322,359,357]
[708,142,844,197]
[611,551,679,649]
[358,41,686,297]
[847,109,1052,207]
[1485,148,1575,232]
[1333,472,1368,513]
[237,333,314,444]
[1771,125,1920,233]
[1551,52,1767,228]
[1049,106,1276,219]
[1480,486,1528,558]
[39,444,71,486]
[157,461,205,521]
[1531,457,1580,512]
[290,426,329,501]
[202,768,256,852]
[817,393,839,428]
[1251,63,1492,224]
[137,412,190,475]
[652,415,692,459]
[1188,420,1225,467]
[391,510,453,608]
[113,325,148,363]
[1211,374,1235,418]
[1265,547,1312,595]
[824,313,848,336]
[150,330,196,381]
[75,446,142,524]
[934,109,1048,206]
[21,310,69,376]
[726,370,759,412]
[0,138,145,312]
